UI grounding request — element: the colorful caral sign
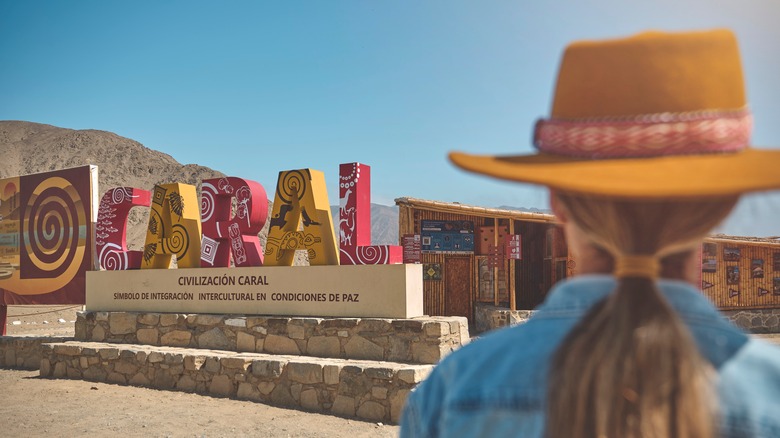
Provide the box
[94,162,400,272]
[0,166,97,312]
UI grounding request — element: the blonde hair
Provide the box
[546,193,738,438]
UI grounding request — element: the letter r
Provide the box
[200,177,268,267]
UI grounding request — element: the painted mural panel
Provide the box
[0,166,96,305]
[702,243,717,273]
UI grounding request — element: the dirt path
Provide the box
[0,369,399,437]
[4,304,79,337]
[2,306,400,437]
[4,305,778,437]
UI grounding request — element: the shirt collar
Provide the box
[535,274,748,368]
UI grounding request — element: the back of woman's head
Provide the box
[546,192,738,438]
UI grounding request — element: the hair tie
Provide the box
[614,255,660,279]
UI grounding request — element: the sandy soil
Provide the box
[3,305,779,437]
[0,369,398,437]
[2,305,399,437]
[4,304,80,337]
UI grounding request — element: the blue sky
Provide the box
[1,1,779,235]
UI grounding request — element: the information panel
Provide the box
[421,220,474,254]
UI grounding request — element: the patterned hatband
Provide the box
[533,107,752,158]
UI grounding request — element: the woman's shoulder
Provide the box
[400,323,553,438]
[718,338,780,437]
[720,337,780,384]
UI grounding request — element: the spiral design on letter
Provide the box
[111,187,131,205]
[276,170,307,204]
[99,243,127,270]
[164,224,190,258]
[356,246,388,264]
[22,177,83,278]
[200,183,217,223]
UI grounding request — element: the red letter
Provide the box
[96,187,151,270]
[338,163,402,265]
[200,177,268,267]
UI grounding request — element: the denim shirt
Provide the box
[400,275,780,437]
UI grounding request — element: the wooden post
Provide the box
[1,305,7,336]
[494,222,499,307]
[510,219,516,311]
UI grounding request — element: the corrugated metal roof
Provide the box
[394,197,557,224]
[706,234,780,247]
[395,197,780,245]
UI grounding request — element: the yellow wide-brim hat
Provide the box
[450,29,780,199]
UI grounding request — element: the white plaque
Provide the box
[87,264,423,319]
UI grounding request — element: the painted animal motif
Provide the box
[269,203,293,230]
[340,207,355,246]
[339,187,356,246]
[301,207,321,227]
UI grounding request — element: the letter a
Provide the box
[141,183,202,269]
[96,187,151,270]
[200,177,268,267]
[265,169,339,266]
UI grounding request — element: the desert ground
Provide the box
[2,305,399,437]
[4,305,780,437]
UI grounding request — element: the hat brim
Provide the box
[449,148,780,199]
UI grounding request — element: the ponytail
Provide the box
[546,276,715,437]
[545,193,738,438]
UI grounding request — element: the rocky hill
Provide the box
[329,204,399,247]
[0,121,224,196]
[0,121,399,265]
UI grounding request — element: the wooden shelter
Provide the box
[395,197,573,322]
[396,198,780,323]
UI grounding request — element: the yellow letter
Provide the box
[265,169,339,266]
[141,183,202,269]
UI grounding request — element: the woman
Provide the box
[401,29,780,437]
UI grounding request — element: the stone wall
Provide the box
[474,303,534,334]
[474,304,780,335]
[40,341,431,423]
[0,336,71,369]
[721,308,780,333]
[75,312,469,364]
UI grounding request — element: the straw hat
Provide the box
[450,29,780,198]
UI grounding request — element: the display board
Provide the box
[421,220,474,254]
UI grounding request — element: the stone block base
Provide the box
[76,312,469,364]
[41,341,432,424]
[0,336,71,369]
[475,305,780,335]
[474,303,534,334]
[722,309,780,333]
